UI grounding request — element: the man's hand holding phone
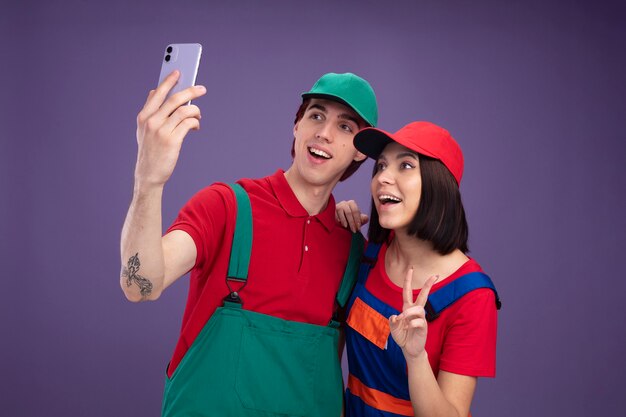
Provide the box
[134,70,206,190]
[120,46,205,303]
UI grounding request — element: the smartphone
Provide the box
[157,43,202,103]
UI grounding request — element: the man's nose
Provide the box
[316,121,334,143]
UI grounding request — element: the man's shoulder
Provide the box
[190,181,237,202]
[236,175,271,190]
[191,170,271,194]
[235,170,284,199]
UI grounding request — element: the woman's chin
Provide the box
[378,219,396,230]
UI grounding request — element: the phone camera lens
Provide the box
[165,55,171,62]
[167,46,173,53]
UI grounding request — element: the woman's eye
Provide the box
[401,162,414,169]
[375,162,386,172]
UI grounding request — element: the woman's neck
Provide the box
[385,230,469,288]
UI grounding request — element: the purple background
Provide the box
[2,0,625,416]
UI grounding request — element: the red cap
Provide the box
[354,121,464,185]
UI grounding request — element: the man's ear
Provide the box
[293,122,299,136]
[353,150,367,162]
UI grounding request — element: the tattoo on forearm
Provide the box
[121,253,153,298]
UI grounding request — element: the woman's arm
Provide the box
[405,353,476,417]
[389,269,477,417]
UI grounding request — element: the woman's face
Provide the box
[371,142,422,232]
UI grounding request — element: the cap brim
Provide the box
[353,127,394,159]
[354,126,444,162]
[301,93,373,127]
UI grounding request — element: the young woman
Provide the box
[336,121,499,417]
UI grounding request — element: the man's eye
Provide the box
[340,124,354,133]
[310,113,322,120]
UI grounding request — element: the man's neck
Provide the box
[283,169,336,215]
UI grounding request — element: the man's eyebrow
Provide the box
[307,103,327,113]
[307,103,361,127]
[339,113,360,127]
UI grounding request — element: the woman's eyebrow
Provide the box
[395,151,419,160]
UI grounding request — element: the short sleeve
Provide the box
[166,183,235,270]
[438,288,498,377]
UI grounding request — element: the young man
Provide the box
[120,71,378,416]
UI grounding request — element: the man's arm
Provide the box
[120,70,206,302]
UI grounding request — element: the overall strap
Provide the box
[335,232,366,308]
[329,232,365,328]
[326,242,380,329]
[223,183,253,307]
[424,271,502,322]
[224,183,364,321]
[357,242,382,285]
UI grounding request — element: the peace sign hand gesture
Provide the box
[389,268,438,360]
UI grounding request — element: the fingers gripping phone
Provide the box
[158,43,202,104]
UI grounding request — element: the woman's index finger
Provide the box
[415,275,438,307]
[403,267,416,306]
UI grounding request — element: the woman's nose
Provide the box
[377,169,394,185]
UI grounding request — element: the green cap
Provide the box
[302,72,378,127]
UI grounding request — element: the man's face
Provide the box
[290,98,366,188]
